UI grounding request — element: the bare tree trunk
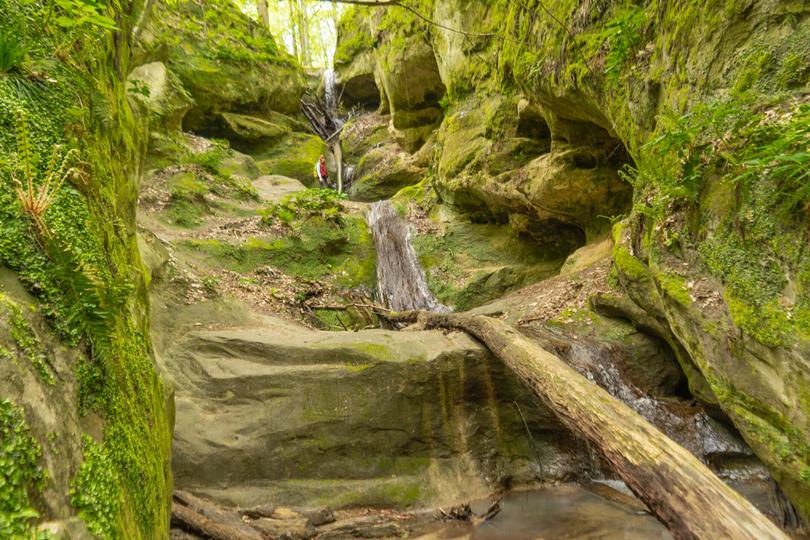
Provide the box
[287,0,300,61]
[329,140,344,192]
[388,311,790,540]
[296,0,310,66]
[257,0,269,26]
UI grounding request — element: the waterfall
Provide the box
[368,200,449,312]
[323,68,343,129]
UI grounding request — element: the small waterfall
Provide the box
[343,164,355,185]
[368,200,449,312]
[323,68,343,129]
[528,327,751,464]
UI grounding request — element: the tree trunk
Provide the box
[296,0,310,65]
[172,502,263,540]
[390,312,790,540]
[330,140,344,192]
[257,0,269,26]
[287,0,300,60]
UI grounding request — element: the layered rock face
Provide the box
[335,0,810,521]
[167,316,588,508]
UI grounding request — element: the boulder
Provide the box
[127,61,193,132]
[253,133,327,187]
[220,112,291,142]
[136,0,307,135]
[166,315,586,509]
[347,143,425,201]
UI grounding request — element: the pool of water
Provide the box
[415,484,671,540]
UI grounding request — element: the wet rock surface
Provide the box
[165,314,587,508]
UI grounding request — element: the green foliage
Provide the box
[730,103,810,217]
[334,9,376,66]
[603,6,646,79]
[47,0,117,31]
[0,2,172,537]
[632,97,810,218]
[260,188,347,227]
[157,0,293,68]
[69,436,122,538]
[0,30,25,74]
[0,400,47,539]
[1,296,55,385]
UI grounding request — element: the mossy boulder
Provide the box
[136,0,307,135]
[220,112,291,141]
[348,144,426,201]
[127,61,194,132]
[252,133,327,187]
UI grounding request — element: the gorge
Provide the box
[0,0,808,539]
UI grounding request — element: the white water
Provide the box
[368,200,449,312]
[323,68,343,129]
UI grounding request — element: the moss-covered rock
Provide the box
[252,133,327,187]
[127,61,194,132]
[343,0,810,517]
[348,144,426,201]
[167,318,586,508]
[0,1,172,536]
[136,0,307,135]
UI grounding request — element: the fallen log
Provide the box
[390,311,789,540]
[172,502,262,540]
[172,491,263,540]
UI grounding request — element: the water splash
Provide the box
[368,200,449,312]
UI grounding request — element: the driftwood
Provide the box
[389,311,789,540]
[172,491,263,540]
[172,502,262,540]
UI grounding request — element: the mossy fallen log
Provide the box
[390,311,789,540]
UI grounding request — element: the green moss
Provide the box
[179,215,376,289]
[0,2,172,537]
[707,373,810,518]
[612,243,651,283]
[656,272,692,306]
[69,436,122,538]
[0,400,48,539]
[254,133,326,186]
[0,296,55,384]
[334,7,377,67]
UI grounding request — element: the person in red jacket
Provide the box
[314,155,329,188]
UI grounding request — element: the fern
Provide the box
[0,30,25,73]
[9,110,81,237]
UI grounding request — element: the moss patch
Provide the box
[0,400,47,539]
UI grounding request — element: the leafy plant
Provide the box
[45,0,117,31]
[603,6,646,79]
[0,400,47,539]
[260,188,347,227]
[0,30,25,74]
[8,111,82,237]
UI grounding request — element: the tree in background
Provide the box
[257,0,269,25]
[244,0,343,68]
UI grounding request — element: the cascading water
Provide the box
[529,327,751,464]
[368,200,449,312]
[323,68,343,130]
[343,164,355,185]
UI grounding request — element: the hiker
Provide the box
[314,154,329,188]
